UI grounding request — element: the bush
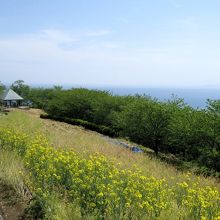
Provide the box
[40,114,118,137]
[29,87,220,174]
[24,196,47,220]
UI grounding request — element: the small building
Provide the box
[0,89,24,107]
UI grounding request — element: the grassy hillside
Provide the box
[0,109,220,219]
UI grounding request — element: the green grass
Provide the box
[0,150,29,198]
[1,109,219,190]
[3,110,220,189]
[0,109,220,219]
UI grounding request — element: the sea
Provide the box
[84,86,220,109]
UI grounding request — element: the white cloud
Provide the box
[1,29,220,87]
[41,29,79,43]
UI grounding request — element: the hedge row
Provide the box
[40,114,118,137]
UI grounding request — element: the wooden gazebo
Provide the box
[0,89,23,107]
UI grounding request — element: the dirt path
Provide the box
[0,181,26,220]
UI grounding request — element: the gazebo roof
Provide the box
[1,89,23,101]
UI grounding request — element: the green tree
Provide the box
[114,97,171,155]
[167,106,217,160]
[0,81,6,109]
[0,81,6,96]
[27,87,56,109]
[207,100,220,161]
[10,80,30,98]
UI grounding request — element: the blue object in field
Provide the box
[131,146,143,153]
[120,142,129,149]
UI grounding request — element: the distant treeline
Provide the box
[4,80,220,176]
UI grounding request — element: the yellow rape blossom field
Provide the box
[0,109,220,219]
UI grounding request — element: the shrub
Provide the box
[40,114,118,137]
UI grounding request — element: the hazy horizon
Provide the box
[2,81,220,90]
[2,81,220,108]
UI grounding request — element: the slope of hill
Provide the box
[0,109,219,219]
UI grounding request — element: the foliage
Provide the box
[40,114,117,137]
[0,81,6,108]
[0,81,6,95]
[24,195,47,219]
[113,97,171,155]
[21,85,220,174]
[27,87,56,109]
[0,128,220,219]
[10,80,30,99]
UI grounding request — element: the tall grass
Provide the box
[2,110,219,190]
[0,126,220,219]
[0,150,31,200]
[0,110,220,219]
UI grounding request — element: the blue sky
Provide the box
[1,0,220,87]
